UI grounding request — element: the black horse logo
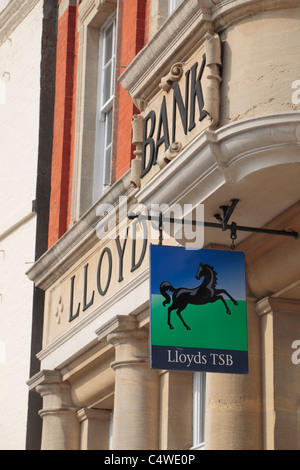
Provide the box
[160,262,238,330]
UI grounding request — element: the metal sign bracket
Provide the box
[128,198,299,246]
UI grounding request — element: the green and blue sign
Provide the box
[150,245,248,374]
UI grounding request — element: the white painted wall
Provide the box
[0,0,10,14]
[0,0,43,449]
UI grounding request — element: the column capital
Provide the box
[107,327,149,347]
[77,407,111,423]
[27,371,80,449]
[96,313,151,371]
[27,369,77,411]
[96,314,139,340]
[256,297,300,317]
[27,369,62,391]
[106,317,149,370]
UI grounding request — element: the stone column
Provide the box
[28,370,80,450]
[77,408,111,450]
[256,297,300,450]
[107,316,160,450]
[159,370,193,449]
[204,298,263,450]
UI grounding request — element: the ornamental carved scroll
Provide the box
[159,62,184,92]
[202,32,222,128]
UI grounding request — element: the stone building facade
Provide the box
[27,0,300,450]
[0,0,57,449]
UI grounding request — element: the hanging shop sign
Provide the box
[150,245,248,374]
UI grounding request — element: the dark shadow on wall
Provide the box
[26,0,58,451]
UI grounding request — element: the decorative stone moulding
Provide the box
[136,112,300,210]
[129,30,222,186]
[159,62,184,92]
[203,32,222,128]
[78,0,117,25]
[157,142,182,170]
[54,296,64,325]
[130,114,144,188]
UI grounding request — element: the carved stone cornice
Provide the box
[0,0,40,46]
[26,171,136,289]
[136,112,300,209]
[119,0,300,109]
[119,0,213,109]
[210,0,300,33]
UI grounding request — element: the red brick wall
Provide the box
[113,0,146,182]
[68,6,79,230]
[145,0,151,44]
[48,1,148,247]
[48,4,77,248]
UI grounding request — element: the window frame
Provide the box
[70,0,117,223]
[93,12,116,203]
[191,372,206,450]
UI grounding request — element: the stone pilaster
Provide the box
[28,370,80,450]
[159,370,193,449]
[256,297,300,450]
[106,316,160,450]
[204,298,263,449]
[77,408,111,450]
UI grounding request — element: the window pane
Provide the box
[104,146,112,186]
[105,108,113,146]
[103,63,112,104]
[104,23,113,64]
[93,14,116,202]
[192,372,206,449]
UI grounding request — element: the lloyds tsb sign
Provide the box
[141,55,206,177]
[150,245,249,374]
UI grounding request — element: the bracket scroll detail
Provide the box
[203,32,222,128]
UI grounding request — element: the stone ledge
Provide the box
[26,170,136,289]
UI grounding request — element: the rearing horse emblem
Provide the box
[160,262,238,330]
